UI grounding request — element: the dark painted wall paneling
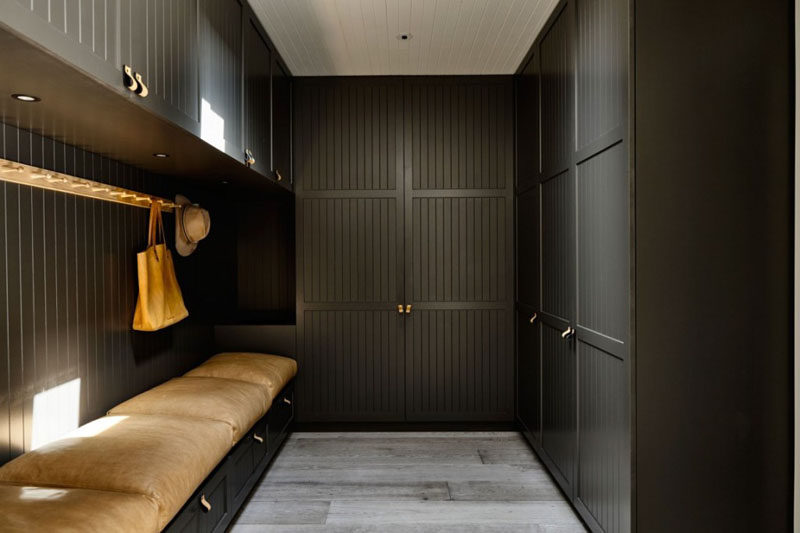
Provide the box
[635,0,792,531]
[404,78,514,423]
[295,77,513,423]
[237,199,295,314]
[0,122,215,465]
[295,78,405,422]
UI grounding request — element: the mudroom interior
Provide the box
[0,1,793,532]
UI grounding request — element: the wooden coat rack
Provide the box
[0,157,178,212]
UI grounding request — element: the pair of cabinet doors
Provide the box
[293,77,514,423]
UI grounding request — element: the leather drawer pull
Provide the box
[253,433,264,443]
[200,494,211,512]
[282,397,292,406]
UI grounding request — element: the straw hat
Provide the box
[175,194,210,256]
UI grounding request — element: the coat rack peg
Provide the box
[0,157,175,213]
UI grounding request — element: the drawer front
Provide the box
[228,437,255,504]
[268,385,294,449]
[251,416,270,468]
[200,467,230,533]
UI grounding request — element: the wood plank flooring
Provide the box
[230,432,586,532]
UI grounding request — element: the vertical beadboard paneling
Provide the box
[517,187,540,306]
[576,0,626,149]
[541,323,576,491]
[119,0,199,122]
[577,342,629,533]
[541,171,573,321]
[294,79,402,191]
[577,143,628,343]
[26,0,117,64]
[302,198,398,304]
[199,0,243,151]
[236,199,295,312]
[412,197,507,302]
[0,122,215,464]
[244,19,272,176]
[301,310,404,421]
[540,5,572,177]
[407,80,513,190]
[406,310,511,421]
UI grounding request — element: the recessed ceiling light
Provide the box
[11,94,40,102]
[153,153,170,158]
[397,33,412,41]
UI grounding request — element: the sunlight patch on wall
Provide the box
[70,415,127,438]
[31,378,81,450]
[201,98,226,152]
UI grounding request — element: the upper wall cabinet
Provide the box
[0,0,292,191]
[119,0,200,129]
[198,0,243,161]
[271,57,292,189]
[243,18,272,179]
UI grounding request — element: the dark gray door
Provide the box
[403,78,514,422]
[573,0,630,530]
[538,2,577,497]
[294,78,405,422]
[243,18,272,177]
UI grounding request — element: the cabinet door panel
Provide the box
[541,171,574,321]
[244,19,272,177]
[517,187,539,306]
[540,4,573,178]
[199,0,243,156]
[516,310,540,439]
[516,54,540,191]
[541,323,576,495]
[272,58,292,188]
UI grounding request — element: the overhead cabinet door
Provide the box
[243,19,272,177]
[271,58,292,189]
[403,78,514,422]
[120,0,200,127]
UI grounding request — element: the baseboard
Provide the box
[292,421,517,432]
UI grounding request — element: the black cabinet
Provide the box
[516,53,539,192]
[516,309,540,441]
[271,57,292,189]
[243,18,272,178]
[119,0,200,128]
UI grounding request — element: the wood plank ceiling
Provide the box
[248,0,560,76]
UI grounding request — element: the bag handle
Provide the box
[146,202,167,261]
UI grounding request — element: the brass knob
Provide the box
[134,72,148,97]
[561,327,575,339]
[253,433,264,443]
[276,169,283,181]
[405,304,412,314]
[200,494,211,512]
[245,149,255,166]
[529,313,538,324]
[397,304,404,314]
[283,397,292,406]
[122,65,138,92]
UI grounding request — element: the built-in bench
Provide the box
[0,352,297,533]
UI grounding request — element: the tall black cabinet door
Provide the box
[294,78,406,422]
[538,2,576,498]
[516,54,540,192]
[403,78,515,422]
[243,18,272,177]
[271,58,292,189]
[516,310,540,440]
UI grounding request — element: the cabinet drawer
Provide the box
[228,436,255,505]
[199,466,230,533]
[268,385,294,449]
[251,416,270,468]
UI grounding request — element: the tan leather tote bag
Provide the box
[133,204,189,331]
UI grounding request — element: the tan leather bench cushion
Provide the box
[0,414,232,529]
[108,376,270,443]
[184,352,297,401]
[0,483,159,533]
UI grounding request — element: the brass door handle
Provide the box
[200,494,211,512]
[283,397,292,406]
[561,327,575,339]
[275,169,283,181]
[253,433,264,443]
[397,304,404,314]
[529,313,538,324]
[245,149,255,166]
[405,304,412,314]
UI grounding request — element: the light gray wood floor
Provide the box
[229,432,587,532]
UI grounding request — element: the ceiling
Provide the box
[249,0,560,76]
